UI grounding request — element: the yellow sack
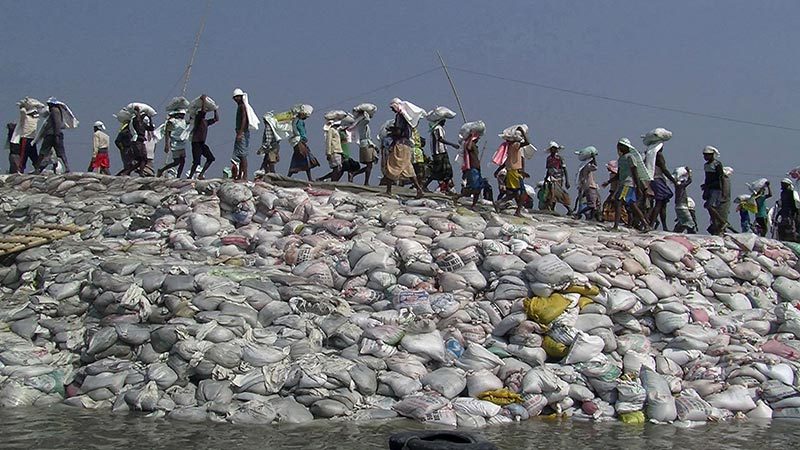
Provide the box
[542,336,568,358]
[273,111,294,122]
[619,410,646,424]
[523,294,571,325]
[478,389,523,405]
[564,283,600,297]
[578,296,594,309]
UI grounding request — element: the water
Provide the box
[1,407,798,450]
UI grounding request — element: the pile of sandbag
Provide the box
[2,172,800,428]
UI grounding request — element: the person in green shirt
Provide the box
[754,182,772,237]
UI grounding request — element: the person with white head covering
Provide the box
[157,110,190,178]
[752,180,772,237]
[493,125,531,216]
[701,145,728,234]
[643,132,677,231]
[383,98,424,197]
[318,116,345,182]
[89,121,110,175]
[351,104,378,186]
[232,88,259,181]
[34,97,70,174]
[612,138,650,231]
[543,140,572,214]
[258,112,281,175]
[425,108,459,193]
[287,103,319,180]
[775,178,799,241]
[573,146,600,220]
[671,166,695,233]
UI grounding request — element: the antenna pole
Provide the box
[436,50,467,123]
[181,0,211,96]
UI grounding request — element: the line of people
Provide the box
[6,92,800,241]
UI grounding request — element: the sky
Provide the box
[2,0,799,228]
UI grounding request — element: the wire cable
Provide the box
[449,66,800,133]
[318,67,442,111]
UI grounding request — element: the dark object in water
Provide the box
[388,431,498,450]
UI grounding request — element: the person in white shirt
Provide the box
[89,121,110,175]
[157,111,190,177]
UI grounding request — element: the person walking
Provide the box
[700,146,728,234]
[672,167,695,233]
[35,98,70,174]
[114,122,134,176]
[753,181,772,237]
[492,125,532,216]
[89,121,110,175]
[574,147,600,220]
[459,128,492,208]
[188,95,219,179]
[157,110,190,177]
[544,141,572,214]
[258,113,281,175]
[12,102,40,172]
[287,104,319,180]
[319,117,345,182]
[612,138,650,232]
[351,105,378,186]
[383,98,424,197]
[6,123,21,174]
[119,106,154,176]
[426,111,459,193]
[644,139,677,231]
[776,178,799,242]
[231,88,259,181]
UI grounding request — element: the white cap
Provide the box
[782,178,793,185]
[232,88,244,98]
[93,121,105,130]
[547,140,564,150]
[703,145,718,155]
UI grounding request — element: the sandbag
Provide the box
[427,106,457,122]
[642,127,673,146]
[422,367,467,399]
[459,121,486,141]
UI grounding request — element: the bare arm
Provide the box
[657,153,676,183]
[238,105,247,136]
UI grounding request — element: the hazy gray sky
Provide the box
[2,1,799,220]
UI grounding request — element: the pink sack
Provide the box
[690,308,710,324]
[762,339,800,360]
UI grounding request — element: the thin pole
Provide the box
[436,50,467,124]
[181,0,211,97]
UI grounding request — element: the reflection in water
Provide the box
[0,406,796,450]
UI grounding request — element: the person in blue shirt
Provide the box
[287,107,319,180]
